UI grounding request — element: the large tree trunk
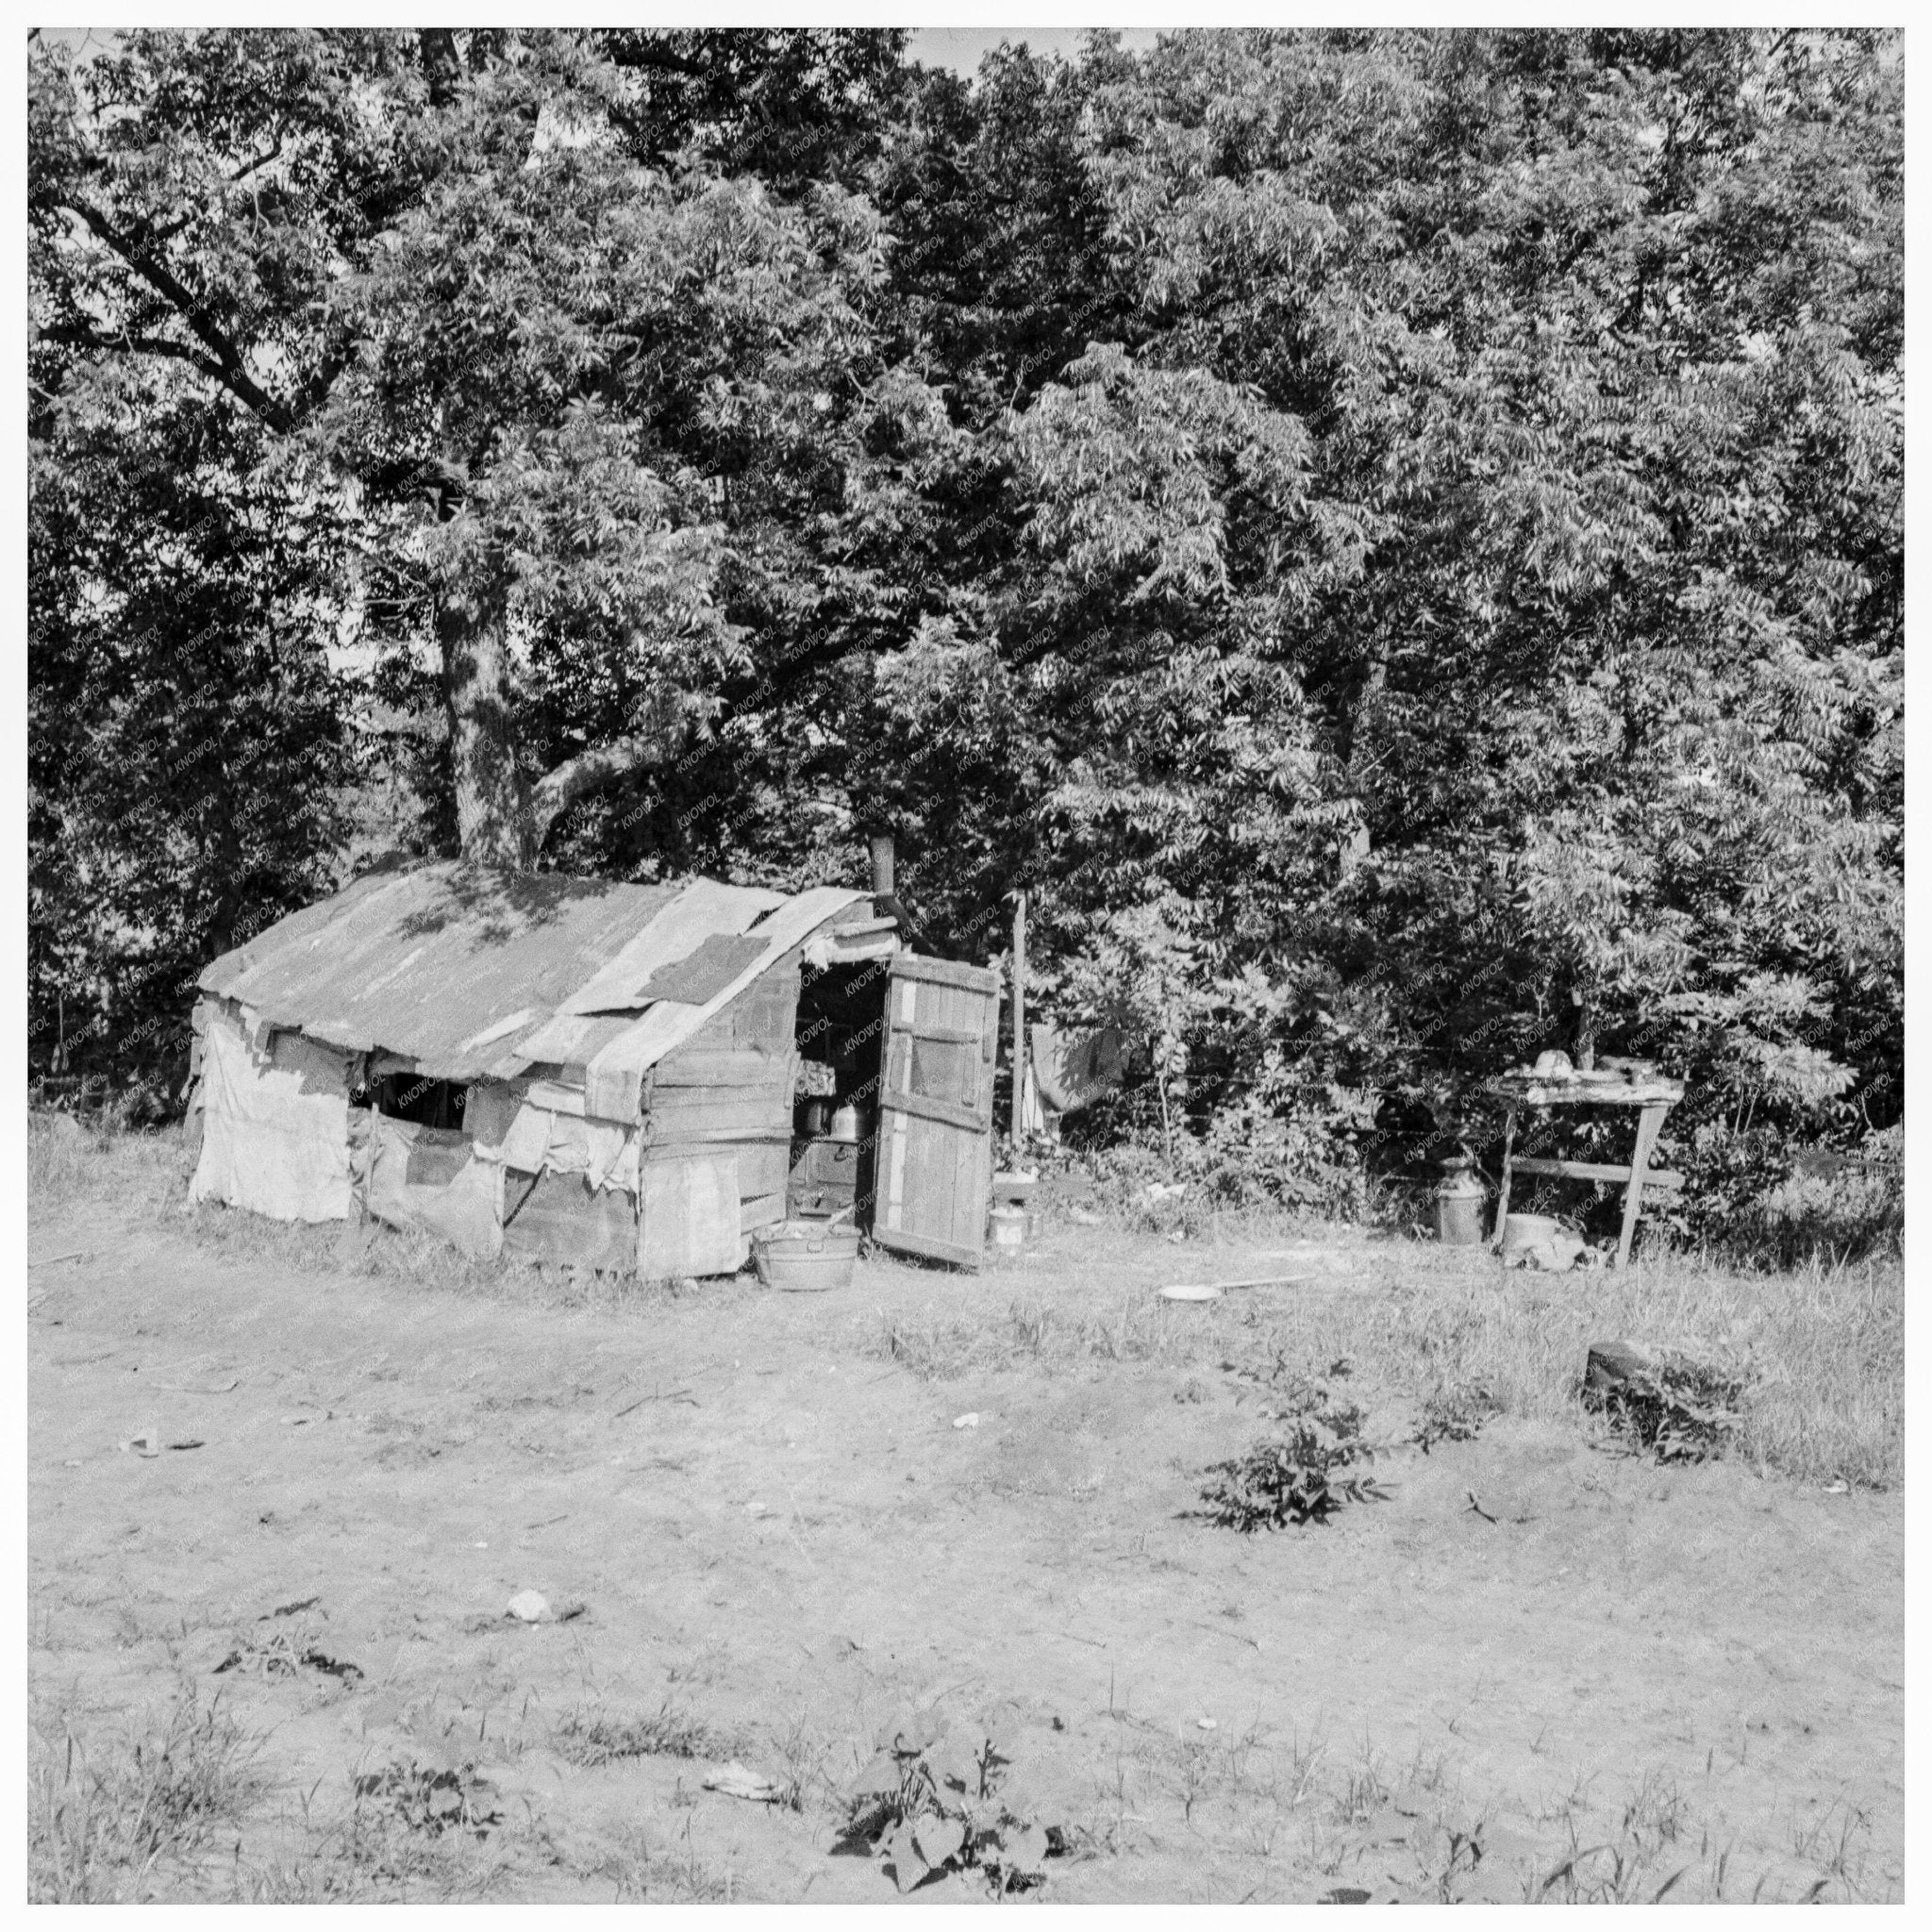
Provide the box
[436,591,534,869]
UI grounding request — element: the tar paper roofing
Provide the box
[197,861,869,1086]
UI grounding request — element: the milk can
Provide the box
[1432,1158,1487,1245]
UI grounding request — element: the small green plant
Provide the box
[351,1759,500,1839]
[836,1707,1063,1895]
[1579,1349,1745,1462]
[1199,1382,1393,1530]
[1413,1382,1502,1454]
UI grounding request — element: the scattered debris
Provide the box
[279,1410,334,1426]
[1322,1885,1374,1903]
[1579,1341,1744,1463]
[303,1650,365,1682]
[1466,1491,1498,1524]
[1161,1273,1312,1302]
[118,1428,160,1457]
[1066,1204,1103,1226]
[613,1385,697,1418]
[214,1626,363,1685]
[1503,1226,1611,1272]
[703,1761,787,1803]
[506,1590,553,1624]
[837,1712,1063,1895]
[28,1248,89,1268]
[263,1595,322,1620]
[1196,1717,1218,1731]
[952,1413,980,1430]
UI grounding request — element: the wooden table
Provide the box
[1486,1072,1687,1269]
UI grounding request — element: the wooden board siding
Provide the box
[500,1168,636,1273]
[643,1081,796,1141]
[649,1045,791,1088]
[872,954,999,1268]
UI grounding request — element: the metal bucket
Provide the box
[990,1203,1027,1249]
[1499,1212,1561,1256]
[752,1220,859,1292]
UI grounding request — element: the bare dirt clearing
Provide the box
[28,1129,1903,1902]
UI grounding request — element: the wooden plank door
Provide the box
[872,953,999,1268]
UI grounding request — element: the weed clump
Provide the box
[29,1689,263,1902]
[553,1701,726,1767]
[1413,1382,1502,1455]
[1579,1343,1744,1463]
[1198,1376,1392,1531]
[836,1707,1064,1895]
[351,1759,500,1839]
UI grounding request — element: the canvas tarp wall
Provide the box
[639,1154,744,1277]
[464,1079,640,1193]
[189,1008,355,1223]
[365,1115,504,1257]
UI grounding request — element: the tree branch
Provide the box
[39,319,230,387]
[528,724,688,851]
[63,194,294,431]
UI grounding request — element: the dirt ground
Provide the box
[28,1158,1904,1903]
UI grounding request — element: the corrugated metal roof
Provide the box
[583,886,875,1119]
[195,862,850,1082]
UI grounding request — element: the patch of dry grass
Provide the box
[876,1224,1902,1491]
[36,1118,1901,1491]
[28,1109,186,1221]
[29,1685,266,1902]
[28,1111,708,1313]
[553,1700,733,1768]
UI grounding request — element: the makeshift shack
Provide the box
[186,861,1001,1273]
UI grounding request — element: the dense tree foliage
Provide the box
[29,27,1902,1242]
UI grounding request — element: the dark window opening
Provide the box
[356,1073,469,1130]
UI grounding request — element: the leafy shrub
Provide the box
[1672,1122,1903,1264]
[838,1709,1061,1895]
[1198,1377,1392,1530]
[1753,1125,1903,1262]
[1578,1348,1745,1463]
[1185,1074,1374,1219]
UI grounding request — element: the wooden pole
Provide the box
[1615,1102,1668,1270]
[1010,891,1026,1151]
[1491,1105,1519,1246]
